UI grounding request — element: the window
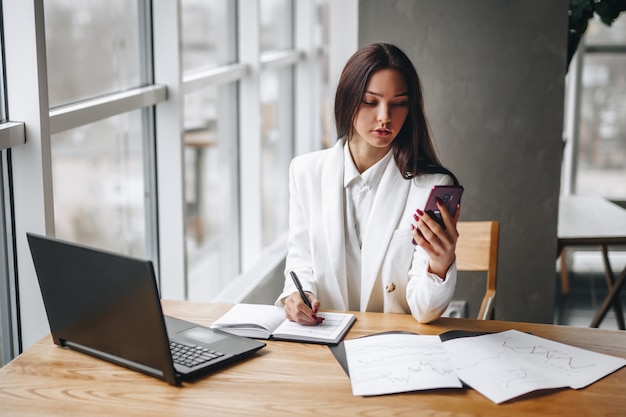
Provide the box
[181,0,239,299]
[44,0,155,258]
[1,0,331,359]
[259,0,294,248]
[183,84,240,299]
[260,67,293,246]
[50,113,147,256]
[565,15,626,200]
[181,0,234,71]
[260,0,292,52]
[560,14,626,280]
[44,0,144,108]
[316,0,332,149]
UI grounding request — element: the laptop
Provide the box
[26,233,266,386]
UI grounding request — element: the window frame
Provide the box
[3,0,163,353]
[1,0,331,362]
[562,18,626,200]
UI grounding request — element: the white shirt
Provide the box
[343,141,394,311]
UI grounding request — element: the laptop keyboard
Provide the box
[169,340,225,368]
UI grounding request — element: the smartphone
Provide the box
[423,185,464,229]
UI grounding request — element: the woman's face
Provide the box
[352,68,409,152]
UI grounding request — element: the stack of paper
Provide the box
[342,329,626,403]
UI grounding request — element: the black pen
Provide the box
[290,271,312,309]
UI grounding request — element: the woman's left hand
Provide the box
[411,200,461,278]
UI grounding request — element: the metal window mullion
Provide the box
[153,0,187,300]
[48,85,167,135]
[138,0,160,269]
[3,0,54,353]
[238,0,263,271]
[182,63,249,94]
[260,49,302,70]
[0,122,26,150]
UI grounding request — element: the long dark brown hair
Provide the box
[334,43,458,184]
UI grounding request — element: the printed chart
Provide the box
[344,333,462,396]
[442,329,626,403]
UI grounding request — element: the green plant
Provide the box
[567,0,626,70]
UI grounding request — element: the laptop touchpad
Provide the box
[178,327,230,345]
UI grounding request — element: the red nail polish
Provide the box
[416,209,424,216]
[410,224,415,230]
[413,213,419,221]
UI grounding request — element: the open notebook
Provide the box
[210,303,356,344]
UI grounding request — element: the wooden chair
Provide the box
[456,221,500,320]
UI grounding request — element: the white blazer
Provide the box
[276,140,457,323]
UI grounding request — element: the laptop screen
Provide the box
[27,233,176,382]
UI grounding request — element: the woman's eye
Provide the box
[362,100,376,106]
[392,101,408,107]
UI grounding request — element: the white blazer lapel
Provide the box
[360,160,409,310]
[321,141,349,308]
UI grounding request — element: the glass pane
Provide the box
[184,84,238,300]
[261,67,293,246]
[575,14,626,199]
[316,0,332,148]
[260,0,292,52]
[44,0,142,108]
[181,0,236,72]
[51,111,146,257]
[576,53,626,198]
[585,14,626,46]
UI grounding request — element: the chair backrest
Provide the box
[455,221,500,320]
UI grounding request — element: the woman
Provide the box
[276,43,460,324]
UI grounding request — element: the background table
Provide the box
[1,300,625,416]
[558,195,626,328]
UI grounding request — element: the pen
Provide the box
[290,271,312,309]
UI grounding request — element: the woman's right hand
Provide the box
[284,292,322,325]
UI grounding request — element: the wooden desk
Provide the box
[1,300,625,416]
[558,195,626,329]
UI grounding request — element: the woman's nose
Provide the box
[377,104,391,123]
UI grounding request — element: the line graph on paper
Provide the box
[441,329,626,404]
[446,331,598,377]
[344,333,462,396]
[501,340,597,372]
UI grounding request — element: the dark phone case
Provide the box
[424,185,464,229]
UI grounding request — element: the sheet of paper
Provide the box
[344,333,462,396]
[211,304,285,332]
[442,329,626,404]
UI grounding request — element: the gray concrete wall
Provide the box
[358,0,568,322]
